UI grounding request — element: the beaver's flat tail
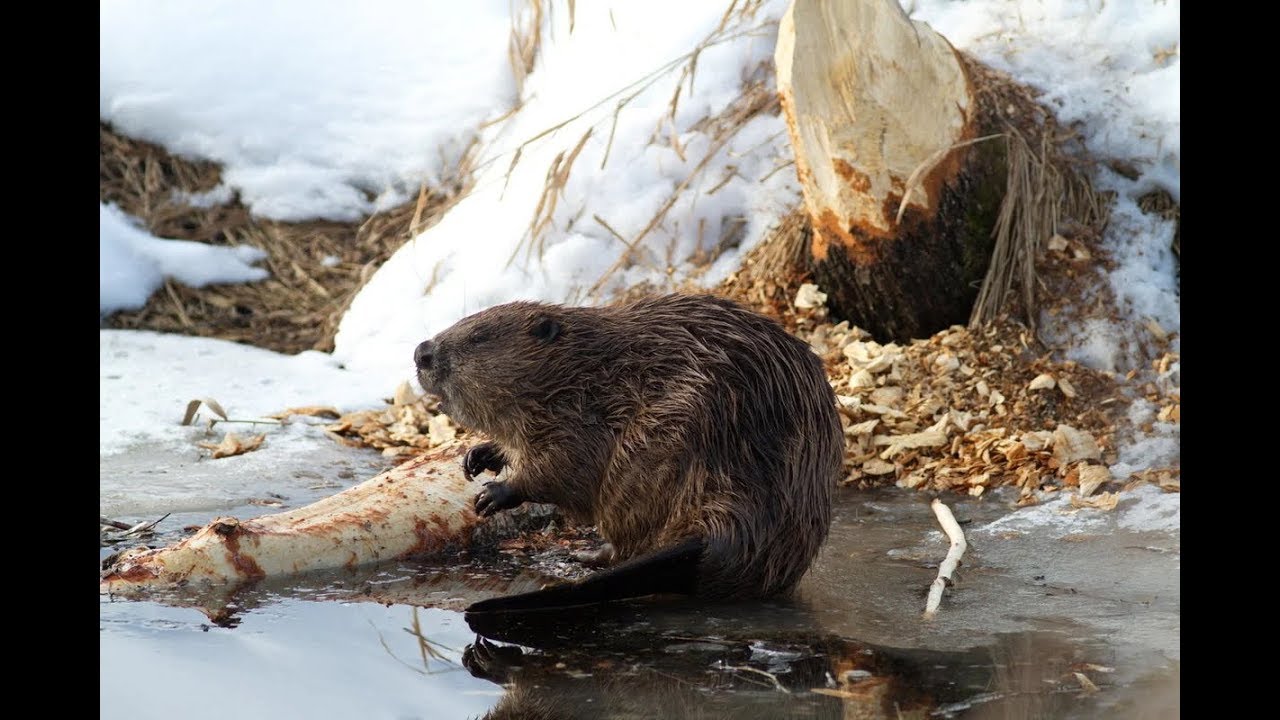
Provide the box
[466,537,705,613]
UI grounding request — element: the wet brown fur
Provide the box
[417,294,842,600]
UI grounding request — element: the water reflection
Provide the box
[103,568,1154,720]
[454,601,1119,720]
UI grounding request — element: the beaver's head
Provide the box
[414,301,570,438]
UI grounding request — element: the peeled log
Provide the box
[776,0,1003,341]
[101,445,487,595]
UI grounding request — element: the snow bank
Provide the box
[334,0,799,387]
[100,0,516,222]
[912,0,1179,202]
[100,330,392,456]
[911,0,1181,374]
[100,203,268,315]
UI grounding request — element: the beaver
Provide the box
[413,293,843,611]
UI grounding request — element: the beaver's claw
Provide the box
[475,481,523,517]
[463,441,507,481]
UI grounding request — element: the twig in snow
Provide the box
[923,498,967,619]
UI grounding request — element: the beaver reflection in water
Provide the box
[414,293,842,611]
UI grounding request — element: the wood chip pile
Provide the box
[319,287,1179,506]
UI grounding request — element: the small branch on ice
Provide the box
[923,498,967,619]
[100,516,133,531]
[131,513,171,535]
[718,663,791,694]
[100,509,172,543]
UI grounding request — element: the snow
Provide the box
[100,330,392,457]
[910,0,1180,202]
[333,0,799,384]
[976,492,1109,537]
[100,0,516,222]
[1117,483,1180,533]
[99,0,1179,523]
[974,485,1179,537]
[100,203,268,315]
[908,0,1181,374]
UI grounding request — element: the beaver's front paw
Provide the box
[475,481,523,517]
[463,441,507,481]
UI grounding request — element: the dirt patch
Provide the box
[100,123,472,354]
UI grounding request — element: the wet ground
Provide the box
[101,443,1179,719]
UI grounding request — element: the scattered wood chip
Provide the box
[428,414,458,445]
[1028,373,1056,391]
[1069,491,1119,511]
[846,418,880,436]
[1057,377,1078,399]
[862,459,897,476]
[392,380,421,407]
[1052,424,1101,465]
[1074,672,1100,694]
[793,283,828,309]
[847,368,875,389]
[1143,317,1167,342]
[868,386,902,406]
[897,472,926,489]
[1022,430,1053,451]
[1077,464,1112,497]
[182,397,228,426]
[197,432,266,459]
[267,406,341,420]
[875,417,949,458]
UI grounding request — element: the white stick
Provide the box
[923,498,967,619]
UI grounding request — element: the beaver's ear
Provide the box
[531,317,561,343]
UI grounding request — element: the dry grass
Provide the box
[498,0,776,289]
[508,0,544,101]
[100,123,472,354]
[714,206,813,327]
[961,56,1110,330]
[1138,188,1179,260]
[586,79,779,300]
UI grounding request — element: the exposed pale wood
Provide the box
[775,0,1003,341]
[101,446,484,594]
[923,498,967,619]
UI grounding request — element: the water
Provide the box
[101,445,1178,719]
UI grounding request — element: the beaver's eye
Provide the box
[531,317,561,343]
[469,331,492,346]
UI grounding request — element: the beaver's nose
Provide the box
[414,340,435,370]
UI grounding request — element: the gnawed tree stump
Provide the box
[774,0,1098,341]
